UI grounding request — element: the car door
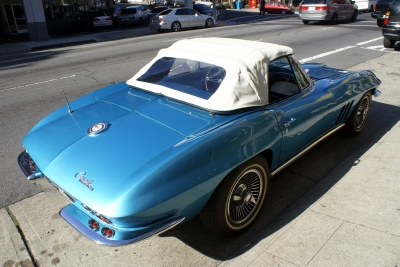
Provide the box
[187,8,204,27]
[175,8,190,28]
[267,56,333,164]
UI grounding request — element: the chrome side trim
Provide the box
[270,123,345,177]
[60,204,185,246]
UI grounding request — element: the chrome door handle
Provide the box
[283,118,296,127]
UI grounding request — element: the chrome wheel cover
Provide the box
[172,22,180,31]
[356,95,370,130]
[226,169,263,225]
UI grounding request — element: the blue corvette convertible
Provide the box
[18,38,381,245]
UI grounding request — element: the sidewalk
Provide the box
[1,35,400,266]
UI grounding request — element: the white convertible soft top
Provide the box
[127,38,293,112]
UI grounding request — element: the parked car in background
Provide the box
[382,0,400,47]
[193,4,220,18]
[72,11,113,30]
[115,5,150,24]
[194,0,214,7]
[149,5,169,19]
[264,1,295,14]
[299,0,358,24]
[149,8,215,32]
[174,0,186,6]
[371,0,393,26]
[18,37,381,245]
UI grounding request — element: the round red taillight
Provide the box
[88,219,99,231]
[101,227,115,238]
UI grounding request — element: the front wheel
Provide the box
[343,91,372,136]
[205,18,214,28]
[383,37,396,48]
[302,20,309,24]
[171,21,181,32]
[330,13,338,24]
[200,156,269,237]
[350,10,358,22]
[281,10,286,14]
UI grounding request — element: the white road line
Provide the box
[0,75,76,92]
[356,37,383,46]
[299,46,356,63]
[0,64,29,70]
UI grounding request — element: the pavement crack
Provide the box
[5,206,39,267]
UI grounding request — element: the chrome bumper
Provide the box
[17,151,43,180]
[60,204,185,246]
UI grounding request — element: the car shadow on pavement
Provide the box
[160,100,400,260]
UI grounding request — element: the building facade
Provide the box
[0,0,112,41]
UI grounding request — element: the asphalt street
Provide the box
[0,10,399,266]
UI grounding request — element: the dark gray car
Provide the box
[382,0,400,47]
[299,0,358,24]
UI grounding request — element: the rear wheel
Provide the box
[171,21,181,32]
[383,37,396,48]
[205,18,214,28]
[281,10,286,14]
[330,13,338,24]
[302,20,309,24]
[350,10,358,22]
[200,156,269,237]
[377,18,383,27]
[344,91,372,136]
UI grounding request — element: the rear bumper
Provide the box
[60,204,185,246]
[298,13,331,21]
[382,27,400,41]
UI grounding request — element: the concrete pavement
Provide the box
[1,25,400,267]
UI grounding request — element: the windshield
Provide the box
[121,8,136,14]
[137,57,226,100]
[301,0,327,4]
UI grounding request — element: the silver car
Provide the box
[299,0,358,24]
[149,8,215,32]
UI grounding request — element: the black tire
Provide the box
[383,37,396,48]
[302,20,309,24]
[377,18,383,27]
[281,10,286,14]
[171,21,181,32]
[205,18,214,28]
[350,10,358,22]
[344,91,372,136]
[200,156,269,237]
[330,13,338,24]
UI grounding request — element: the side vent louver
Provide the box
[335,100,354,125]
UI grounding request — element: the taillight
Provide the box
[105,17,112,21]
[93,17,100,21]
[299,5,308,10]
[88,219,99,231]
[129,16,135,20]
[383,11,390,25]
[101,227,115,239]
[373,4,376,11]
[315,5,328,10]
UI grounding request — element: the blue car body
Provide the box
[18,39,381,245]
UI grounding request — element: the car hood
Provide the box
[22,82,238,215]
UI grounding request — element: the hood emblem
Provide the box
[75,172,94,191]
[88,122,109,136]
